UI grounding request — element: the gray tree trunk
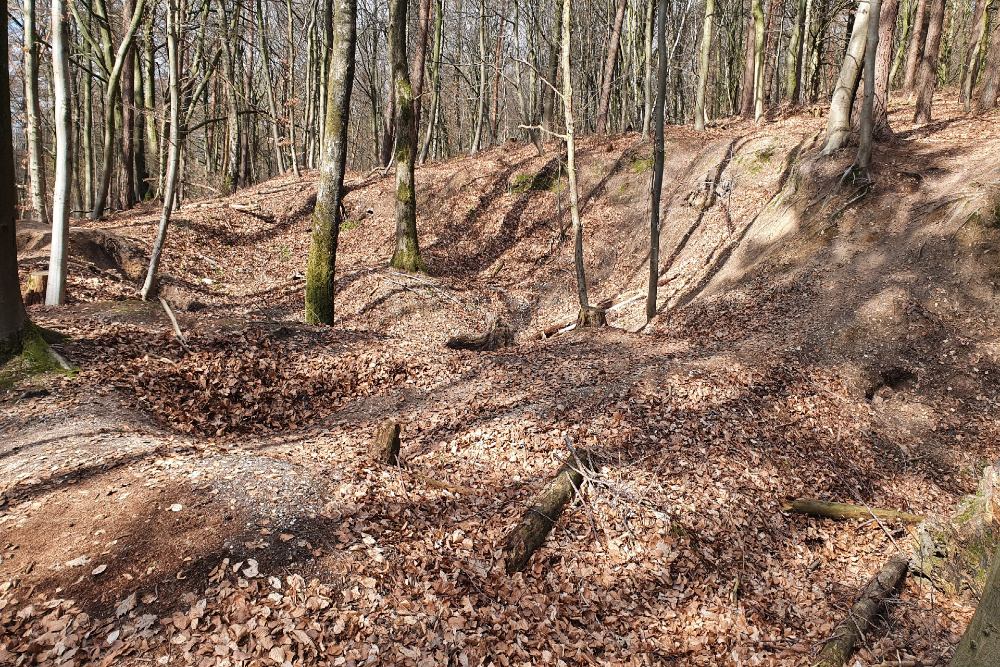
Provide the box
[647,0,667,320]
[23,0,47,222]
[821,0,870,154]
[47,0,74,305]
[596,0,629,134]
[694,0,715,130]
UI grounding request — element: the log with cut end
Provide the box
[783,499,923,524]
[814,555,909,667]
[373,421,401,465]
[24,271,47,306]
[445,323,514,351]
[504,451,596,574]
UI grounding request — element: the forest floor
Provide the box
[3,97,1000,666]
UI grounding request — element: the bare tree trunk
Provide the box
[23,0,47,222]
[641,0,654,134]
[420,0,445,163]
[257,0,286,173]
[561,0,590,314]
[903,0,928,91]
[694,0,715,130]
[286,0,301,177]
[752,0,766,121]
[142,17,158,188]
[786,0,808,101]
[821,0,870,154]
[913,0,945,123]
[596,0,629,133]
[872,0,900,138]
[976,10,1000,111]
[470,0,488,155]
[121,0,137,210]
[389,0,424,271]
[47,0,74,305]
[0,10,28,358]
[305,0,356,324]
[961,0,992,110]
[740,7,756,117]
[852,0,882,177]
[950,542,1000,666]
[411,0,433,144]
[647,0,667,320]
[380,85,396,166]
[141,0,182,299]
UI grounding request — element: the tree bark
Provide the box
[256,0,287,174]
[641,0,655,134]
[782,499,924,523]
[23,0,47,222]
[694,0,715,130]
[950,542,1000,666]
[821,0,871,154]
[872,0,900,139]
[976,10,1000,111]
[961,0,992,111]
[596,0,629,134]
[470,0,487,155]
[561,0,590,314]
[913,0,945,123]
[120,0,137,210]
[648,0,667,320]
[47,0,74,305]
[0,11,28,359]
[411,0,433,144]
[389,0,424,272]
[752,0,766,121]
[903,0,928,91]
[420,0,445,163]
[785,0,808,102]
[305,0,357,324]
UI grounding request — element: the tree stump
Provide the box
[23,271,47,306]
[445,323,514,351]
[576,306,607,328]
[503,450,597,574]
[373,421,401,465]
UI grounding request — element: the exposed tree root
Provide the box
[445,322,514,351]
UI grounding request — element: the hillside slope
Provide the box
[3,100,1000,665]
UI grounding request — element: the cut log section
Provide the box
[814,555,909,667]
[782,499,924,524]
[24,271,48,306]
[503,450,597,574]
[373,421,401,465]
[445,323,514,351]
[576,306,608,328]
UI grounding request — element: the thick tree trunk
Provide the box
[388,0,424,272]
[961,0,992,111]
[0,12,28,358]
[903,0,928,91]
[872,0,900,139]
[821,0,870,154]
[23,0,47,222]
[305,0,356,324]
[913,0,945,123]
[596,0,629,134]
[648,0,667,320]
[141,0,182,300]
[976,13,1000,111]
[47,0,74,305]
[693,0,715,130]
[950,542,1000,666]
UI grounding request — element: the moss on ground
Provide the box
[0,326,75,390]
[630,157,654,174]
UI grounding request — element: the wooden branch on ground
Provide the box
[782,499,924,524]
[814,556,909,667]
[158,297,190,351]
[373,420,401,465]
[503,449,597,574]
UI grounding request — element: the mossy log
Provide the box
[576,306,607,328]
[504,451,596,574]
[814,556,909,667]
[783,499,924,524]
[445,323,514,351]
[24,271,47,306]
[373,420,401,465]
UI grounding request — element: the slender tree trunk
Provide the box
[257,0,286,173]
[141,0,182,299]
[821,0,870,154]
[752,0,766,121]
[561,0,590,313]
[389,0,424,271]
[872,0,900,138]
[286,0,300,177]
[23,0,47,222]
[961,0,992,110]
[420,0,445,163]
[786,0,807,101]
[641,0,654,134]
[120,0,137,210]
[913,0,945,123]
[694,0,715,130]
[0,8,28,358]
[740,7,756,117]
[82,40,94,211]
[305,0,356,324]
[47,0,74,305]
[142,17,158,186]
[411,0,433,145]
[903,0,928,91]
[647,0,667,320]
[470,0,488,155]
[853,0,883,176]
[380,84,396,166]
[596,0,629,133]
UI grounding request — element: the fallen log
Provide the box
[373,421,401,465]
[782,499,924,524]
[503,450,597,574]
[445,323,514,351]
[814,555,909,667]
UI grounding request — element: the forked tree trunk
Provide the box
[693,0,715,130]
[647,0,667,320]
[47,0,74,305]
[141,0,182,300]
[913,0,945,123]
[23,0,47,222]
[0,12,28,359]
[305,0,357,324]
[821,0,870,154]
[596,0,629,134]
[388,0,424,272]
